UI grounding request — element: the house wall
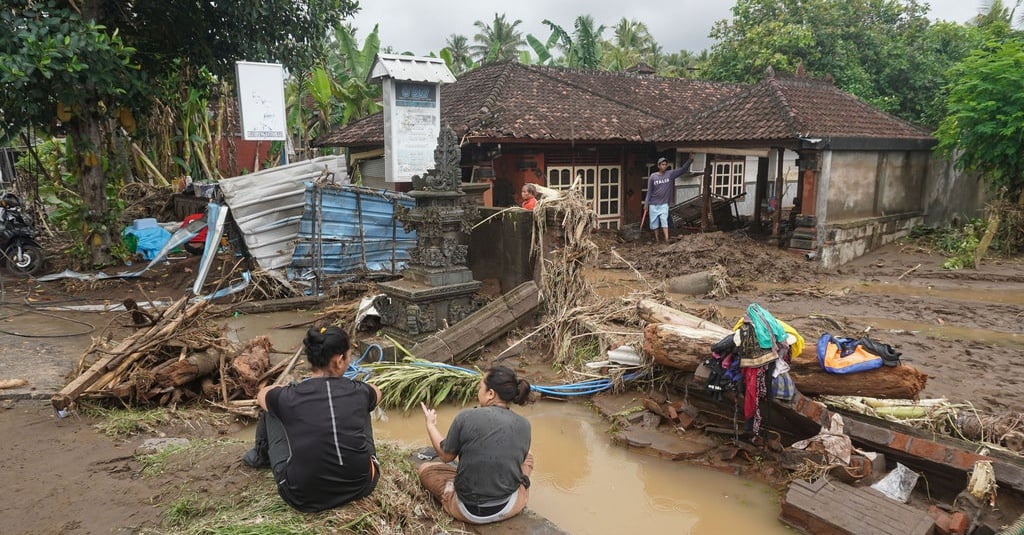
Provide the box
[817,149,929,269]
[825,152,879,220]
[825,151,926,220]
[923,152,987,226]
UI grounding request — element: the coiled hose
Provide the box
[997,513,1024,535]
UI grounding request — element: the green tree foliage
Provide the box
[702,0,981,125]
[935,37,1024,204]
[442,34,474,74]
[602,18,656,71]
[471,13,526,63]
[533,16,606,69]
[0,0,356,264]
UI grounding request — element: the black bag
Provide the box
[710,333,736,356]
[857,337,902,366]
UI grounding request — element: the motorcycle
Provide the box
[0,192,45,276]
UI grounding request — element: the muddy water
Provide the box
[227,312,789,533]
[376,402,789,534]
[222,310,318,353]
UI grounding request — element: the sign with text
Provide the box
[384,80,440,182]
[235,61,287,141]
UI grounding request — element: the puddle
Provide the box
[375,402,789,534]
[221,310,320,353]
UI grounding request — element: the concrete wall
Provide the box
[923,152,988,226]
[467,207,534,294]
[826,151,926,221]
[826,151,882,220]
[819,213,923,269]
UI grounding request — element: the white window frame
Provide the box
[711,159,744,198]
[546,165,622,229]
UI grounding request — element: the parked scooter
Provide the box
[0,192,44,276]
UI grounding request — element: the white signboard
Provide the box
[235,61,287,141]
[383,80,440,182]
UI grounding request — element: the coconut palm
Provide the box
[443,34,474,74]
[603,18,660,71]
[471,13,526,63]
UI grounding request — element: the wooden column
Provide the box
[772,147,784,237]
[700,160,712,231]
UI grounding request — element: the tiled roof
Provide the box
[314,62,742,147]
[653,73,934,144]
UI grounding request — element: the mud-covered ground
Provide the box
[619,231,1024,414]
[1,231,1022,533]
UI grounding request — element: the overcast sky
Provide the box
[349,0,988,56]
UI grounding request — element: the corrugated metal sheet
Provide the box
[368,53,456,83]
[291,184,416,275]
[218,156,348,271]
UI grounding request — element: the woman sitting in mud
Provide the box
[418,366,534,525]
[242,326,382,512]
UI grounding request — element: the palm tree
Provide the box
[471,13,526,63]
[443,34,473,74]
[601,18,657,71]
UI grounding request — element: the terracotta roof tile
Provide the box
[653,73,933,144]
[314,62,741,147]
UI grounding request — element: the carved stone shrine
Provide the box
[374,126,483,347]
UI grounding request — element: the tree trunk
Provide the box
[643,323,927,399]
[637,300,733,337]
[67,104,112,266]
[154,352,221,387]
[788,350,927,399]
[643,323,724,371]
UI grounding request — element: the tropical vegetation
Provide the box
[2,0,1023,267]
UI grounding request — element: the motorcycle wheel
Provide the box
[6,244,44,276]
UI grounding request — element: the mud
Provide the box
[1,231,1022,533]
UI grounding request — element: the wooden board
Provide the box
[780,478,934,535]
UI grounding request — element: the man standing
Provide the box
[643,157,691,242]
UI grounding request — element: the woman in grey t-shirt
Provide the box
[418,366,533,524]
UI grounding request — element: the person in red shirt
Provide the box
[521,183,540,210]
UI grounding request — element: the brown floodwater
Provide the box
[225,311,791,534]
[375,402,791,534]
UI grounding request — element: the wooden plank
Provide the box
[780,478,934,535]
[412,280,539,362]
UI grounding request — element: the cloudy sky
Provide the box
[349,0,987,56]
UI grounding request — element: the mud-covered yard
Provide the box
[1,232,1022,533]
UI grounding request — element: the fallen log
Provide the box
[52,295,209,410]
[645,324,926,399]
[636,299,732,337]
[788,349,927,399]
[642,323,726,371]
[155,352,221,387]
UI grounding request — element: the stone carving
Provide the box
[411,126,462,193]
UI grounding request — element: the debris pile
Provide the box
[51,296,292,415]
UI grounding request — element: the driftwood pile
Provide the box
[51,295,292,416]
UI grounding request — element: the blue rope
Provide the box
[354,357,646,397]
